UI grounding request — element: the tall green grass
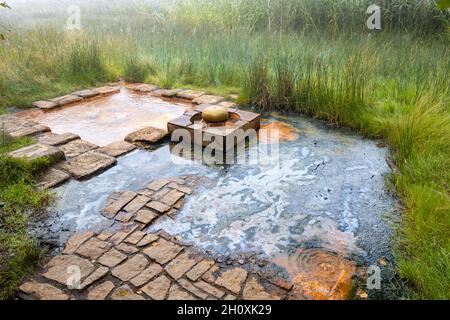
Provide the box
[0,0,448,299]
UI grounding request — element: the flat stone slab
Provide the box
[94,86,120,95]
[8,143,65,162]
[58,151,117,180]
[19,281,69,300]
[36,168,71,189]
[72,89,100,99]
[151,89,183,98]
[37,132,80,146]
[0,115,51,137]
[50,94,83,106]
[125,127,168,146]
[192,95,225,105]
[32,100,58,109]
[97,141,136,157]
[176,90,205,100]
[59,139,99,158]
[129,84,159,93]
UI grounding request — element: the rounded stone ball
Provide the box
[202,106,229,123]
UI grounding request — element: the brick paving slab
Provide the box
[58,151,117,180]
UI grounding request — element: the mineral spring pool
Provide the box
[35,111,398,276]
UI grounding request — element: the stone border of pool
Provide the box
[19,175,360,300]
[1,82,238,189]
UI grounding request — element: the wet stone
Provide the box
[59,139,98,158]
[147,179,170,192]
[63,231,95,254]
[143,238,183,265]
[58,151,117,180]
[194,280,225,299]
[160,189,185,206]
[50,94,83,106]
[98,248,127,268]
[125,231,146,245]
[111,254,149,281]
[242,277,282,300]
[146,201,170,214]
[177,279,208,299]
[131,84,159,93]
[125,127,168,145]
[152,88,183,97]
[43,255,95,285]
[165,250,203,280]
[116,243,139,254]
[94,86,120,95]
[37,132,80,146]
[215,268,248,294]
[168,182,193,195]
[192,95,225,105]
[186,260,215,282]
[97,141,136,157]
[167,284,196,300]
[87,281,115,300]
[103,191,137,218]
[141,275,171,300]
[80,266,109,289]
[130,263,163,287]
[134,209,158,226]
[32,100,58,109]
[123,195,150,214]
[114,211,134,223]
[176,90,205,100]
[72,89,100,99]
[136,233,159,247]
[111,285,145,300]
[76,237,112,260]
[36,168,70,189]
[8,143,64,162]
[108,224,139,245]
[19,281,69,300]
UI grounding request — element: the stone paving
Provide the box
[19,176,295,300]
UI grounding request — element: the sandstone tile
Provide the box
[165,250,203,280]
[141,275,171,300]
[146,179,170,191]
[134,209,158,225]
[142,238,183,264]
[37,132,80,146]
[80,266,109,289]
[167,209,179,219]
[97,141,136,157]
[224,294,237,300]
[108,224,139,245]
[19,280,69,300]
[59,139,98,158]
[242,277,282,300]
[87,281,114,300]
[146,201,170,214]
[123,195,150,214]
[76,237,112,260]
[202,265,220,283]
[116,243,139,254]
[72,89,100,99]
[151,88,183,97]
[151,187,171,201]
[125,127,168,145]
[173,198,185,210]
[137,188,154,197]
[130,263,163,287]
[131,84,159,93]
[111,285,145,300]
[192,95,225,105]
[176,90,205,100]
[94,86,120,95]
[167,284,196,300]
[160,189,185,206]
[186,260,215,282]
[59,151,117,180]
[178,279,208,299]
[8,125,51,138]
[63,231,95,254]
[194,280,225,299]
[114,211,134,223]
[43,255,95,285]
[37,168,70,189]
[215,268,248,294]
[8,143,64,162]
[32,100,58,109]
[167,182,193,195]
[97,231,113,241]
[98,248,127,268]
[112,254,149,282]
[103,191,137,218]
[125,231,146,245]
[136,233,159,247]
[50,94,83,106]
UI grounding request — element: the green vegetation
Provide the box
[0,135,53,299]
[0,0,448,299]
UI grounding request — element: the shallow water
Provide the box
[38,114,397,271]
[18,89,188,146]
